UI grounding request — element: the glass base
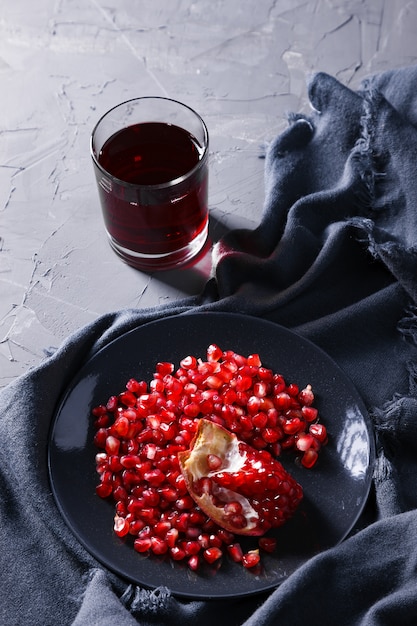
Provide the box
[106,223,209,271]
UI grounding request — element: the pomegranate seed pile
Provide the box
[93,344,328,572]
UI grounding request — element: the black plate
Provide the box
[48,312,375,599]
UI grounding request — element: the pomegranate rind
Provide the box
[178,419,303,536]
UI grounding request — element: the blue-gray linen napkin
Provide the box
[2,65,417,625]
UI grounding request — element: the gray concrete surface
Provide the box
[1,0,417,388]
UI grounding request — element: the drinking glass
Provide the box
[91,97,209,271]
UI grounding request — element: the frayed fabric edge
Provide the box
[368,304,417,519]
[358,79,417,516]
[121,584,172,616]
[121,584,171,613]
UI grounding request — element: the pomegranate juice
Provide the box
[96,121,208,269]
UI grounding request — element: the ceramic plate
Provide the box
[48,312,375,599]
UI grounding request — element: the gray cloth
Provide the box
[2,65,417,625]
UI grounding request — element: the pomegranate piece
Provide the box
[178,419,303,536]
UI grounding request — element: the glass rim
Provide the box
[90,96,209,191]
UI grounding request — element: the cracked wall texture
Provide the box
[1,0,417,387]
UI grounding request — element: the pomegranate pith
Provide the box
[93,344,328,572]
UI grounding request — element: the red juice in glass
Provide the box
[91,98,209,271]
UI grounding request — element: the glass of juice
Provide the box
[90,97,209,271]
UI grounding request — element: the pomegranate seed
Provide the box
[302,406,318,422]
[281,434,296,450]
[296,433,315,452]
[187,555,200,571]
[113,484,127,501]
[147,415,161,430]
[95,482,112,498]
[112,416,130,437]
[92,404,107,417]
[175,512,190,532]
[216,528,235,544]
[204,547,222,564]
[94,414,110,429]
[198,362,216,377]
[120,454,140,469]
[105,435,120,455]
[273,374,286,392]
[242,550,261,568]
[287,383,299,397]
[106,396,119,412]
[267,409,279,426]
[274,392,291,410]
[207,454,222,470]
[126,378,145,394]
[175,473,187,494]
[183,402,200,418]
[258,367,273,382]
[207,344,223,362]
[227,543,243,562]
[270,442,282,456]
[198,533,210,549]
[155,362,174,376]
[283,417,304,435]
[119,391,137,407]
[170,546,186,560]
[183,540,201,556]
[144,443,158,460]
[180,355,198,369]
[129,519,145,535]
[113,515,130,537]
[134,538,152,553]
[139,508,158,524]
[247,396,261,416]
[247,353,261,367]
[166,527,179,547]
[143,469,165,486]
[301,449,319,468]
[175,496,194,510]
[309,423,328,443]
[154,520,171,537]
[235,375,253,392]
[298,384,314,405]
[138,526,152,539]
[185,526,201,539]
[258,537,277,553]
[208,533,223,548]
[238,414,253,432]
[204,375,222,390]
[224,501,243,515]
[253,381,268,397]
[261,427,281,443]
[150,536,168,555]
[252,411,268,428]
[160,487,179,504]
[251,435,268,449]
